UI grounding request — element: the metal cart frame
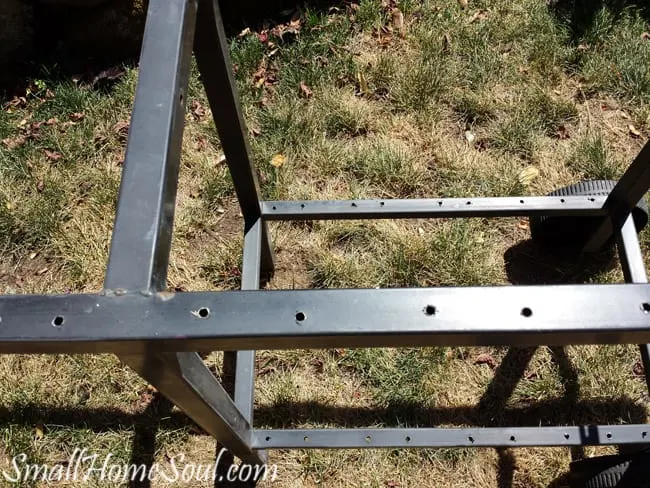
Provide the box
[2,0,650,469]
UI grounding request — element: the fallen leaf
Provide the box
[191,100,207,120]
[517,219,529,231]
[195,135,208,151]
[442,32,452,52]
[69,112,85,122]
[629,124,641,138]
[44,150,62,161]
[45,117,58,126]
[238,27,251,38]
[633,361,644,376]
[555,125,570,140]
[469,9,489,23]
[216,154,227,165]
[258,366,277,376]
[113,120,130,141]
[271,154,286,168]
[36,181,45,193]
[458,0,468,9]
[29,252,38,260]
[518,166,540,186]
[642,32,650,41]
[465,130,475,144]
[34,424,44,440]
[2,135,26,150]
[299,81,313,98]
[474,353,497,369]
[385,481,401,488]
[249,126,262,137]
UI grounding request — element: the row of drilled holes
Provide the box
[270,197,598,211]
[49,301,650,328]
[264,430,648,444]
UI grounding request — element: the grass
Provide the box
[1,0,650,486]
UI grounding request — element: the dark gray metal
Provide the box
[104,0,195,293]
[585,140,650,252]
[253,425,650,449]
[3,284,650,353]
[616,216,650,392]
[193,0,274,276]
[262,195,607,220]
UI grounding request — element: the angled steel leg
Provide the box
[104,0,262,465]
[616,216,650,393]
[193,0,274,278]
[585,140,650,252]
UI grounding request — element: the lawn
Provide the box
[1,0,650,486]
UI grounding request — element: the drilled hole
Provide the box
[560,198,565,203]
[365,435,372,443]
[564,433,570,440]
[198,307,210,318]
[468,436,474,443]
[466,201,472,205]
[642,431,647,438]
[351,202,357,207]
[606,432,612,439]
[303,436,309,443]
[424,305,436,316]
[296,312,306,322]
[438,201,443,206]
[521,307,533,318]
[589,197,595,202]
[642,303,650,313]
[300,203,305,209]
[510,435,516,442]
[52,316,64,327]
[405,436,411,442]
[272,206,277,210]
[265,436,271,442]
[380,201,385,206]
[520,200,524,204]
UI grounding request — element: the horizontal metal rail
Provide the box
[2,284,650,353]
[261,195,607,220]
[253,425,650,449]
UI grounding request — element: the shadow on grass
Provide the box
[549,0,650,43]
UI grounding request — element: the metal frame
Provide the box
[3,0,650,468]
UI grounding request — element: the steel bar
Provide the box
[102,0,261,466]
[104,0,195,293]
[3,285,650,353]
[261,196,607,221]
[122,352,262,465]
[616,216,650,392]
[584,140,650,252]
[253,425,650,449]
[193,0,274,276]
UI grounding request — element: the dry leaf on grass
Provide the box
[629,124,641,138]
[191,100,207,120]
[44,150,62,161]
[36,181,45,193]
[458,0,468,9]
[465,130,475,144]
[555,125,570,140]
[2,135,26,150]
[392,8,405,36]
[113,120,130,141]
[474,353,497,369]
[299,81,313,98]
[69,112,85,122]
[469,9,489,23]
[633,361,644,376]
[271,154,286,168]
[518,166,540,186]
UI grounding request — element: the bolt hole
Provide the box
[642,303,650,313]
[510,435,516,442]
[520,200,524,204]
[303,436,309,443]
[380,201,385,206]
[606,432,612,439]
[438,201,443,206]
[198,307,210,318]
[272,206,277,210]
[296,311,306,322]
[560,198,565,203]
[265,436,271,442]
[642,431,647,438]
[365,435,372,443]
[300,203,305,209]
[52,316,64,327]
[564,433,570,440]
[405,436,411,442]
[521,307,533,318]
[351,202,357,207]
[468,436,474,443]
[424,305,436,316]
[589,197,595,202]
[466,201,472,205]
